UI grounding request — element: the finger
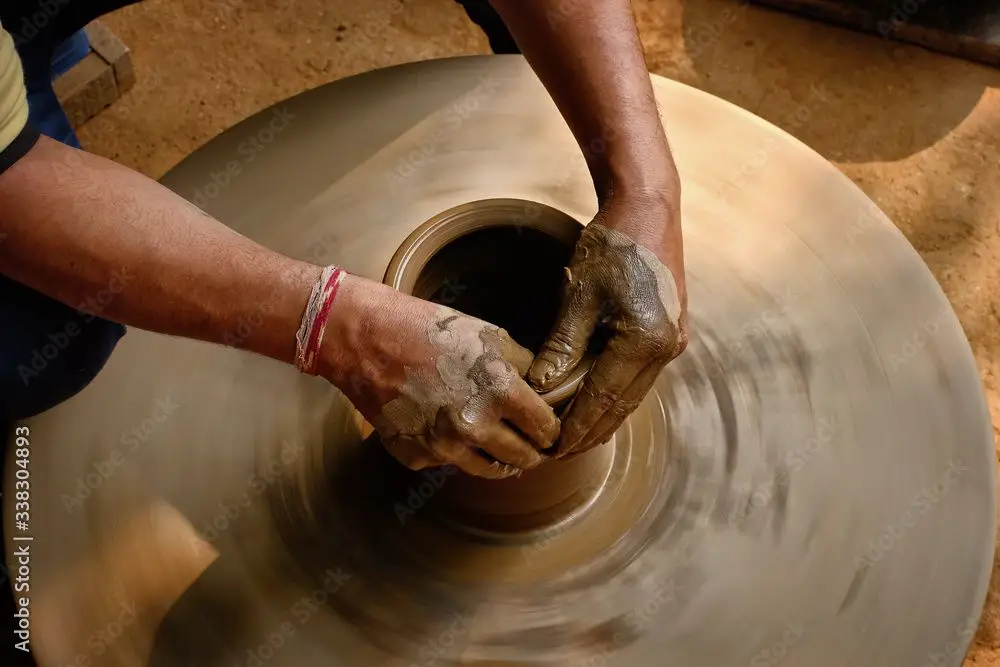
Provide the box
[473,420,548,471]
[555,332,657,457]
[428,437,524,480]
[383,435,444,471]
[497,330,535,377]
[575,358,665,454]
[528,275,601,392]
[500,377,561,450]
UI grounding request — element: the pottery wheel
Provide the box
[4,56,995,667]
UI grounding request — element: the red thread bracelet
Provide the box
[295,265,346,375]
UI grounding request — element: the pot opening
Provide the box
[413,225,571,357]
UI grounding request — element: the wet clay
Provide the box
[373,306,554,479]
[530,222,684,456]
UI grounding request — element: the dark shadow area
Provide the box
[416,226,572,354]
[752,0,1000,57]
[680,0,1000,163]
[454,0,520,54]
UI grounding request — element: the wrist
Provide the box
[584,125,680,200]
[589,184,682,261]
[314,272,375,386]
[613,178,681,217]
[593,157,680,210]
[223,260,321,364]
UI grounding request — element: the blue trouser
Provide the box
[1,31,127,425]
[24,29,90,147]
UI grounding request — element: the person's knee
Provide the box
[1,284,125,421]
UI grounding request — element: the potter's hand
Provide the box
[528,196,688,457]
[321,274,560,479]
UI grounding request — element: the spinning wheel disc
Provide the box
[4,56,994,667]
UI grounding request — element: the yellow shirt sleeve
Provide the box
[0,20,29,153]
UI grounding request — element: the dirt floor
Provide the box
[74,0,1000,663]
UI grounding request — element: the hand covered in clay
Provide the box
[321,275,560,479]
[528,196,688,457]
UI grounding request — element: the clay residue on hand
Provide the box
[374,307,543,478]
[579,223,682,347]
[610,227,683,328]
[529,223,684,393]
[527,222,685,457]
[459,326,529,424]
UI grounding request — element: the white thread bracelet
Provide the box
[294,265,346,375]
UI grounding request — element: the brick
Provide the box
[54,53,118,128]
[85,20,135,91]
[53,21,136,128]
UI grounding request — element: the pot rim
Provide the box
[383,198,592,407]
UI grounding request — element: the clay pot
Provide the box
[384,199,613,538]
[384,197,593,405]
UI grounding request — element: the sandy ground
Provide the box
[74,0,1000,663]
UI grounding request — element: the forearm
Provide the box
[488,0,678,204]
[0,137,320,363]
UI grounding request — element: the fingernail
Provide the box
[494,463,522,479]
[529,359,556,387]
[524,451,546,469]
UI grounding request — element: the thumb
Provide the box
[496,329,535,377]
[529,279,600,391]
